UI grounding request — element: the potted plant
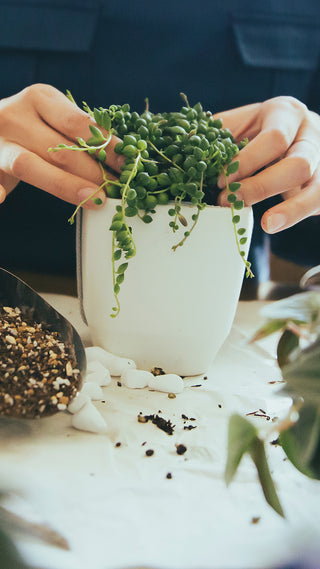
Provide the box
[51,93,253,375]
[226,281,320,517]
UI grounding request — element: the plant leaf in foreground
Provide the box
[280,404,320,479]
[225,414,284,517]
[281,338,320,405]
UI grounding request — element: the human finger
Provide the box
[213,103,261,140]
[218,124,320,209]
[261,166,320,233]
[0,182,6,204]
[0,140,107,207]
[218,98,305,189]
[32,84,124,172]
[8,115,106,186]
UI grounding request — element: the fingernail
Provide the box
[78,188,106,208]
[266,213,287,233]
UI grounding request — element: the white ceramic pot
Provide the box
[77,200,253,375]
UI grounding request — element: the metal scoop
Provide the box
[0,267,86,418]
[300,265,320,290]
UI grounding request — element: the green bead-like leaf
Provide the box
[226,161,239,175]
[109,220,123,232]
[125,206,138,217]
[234,200,244,210]
[229,182,241,192]
[117,262,128,274]
[142,214,153,223]
[116,273,125,284]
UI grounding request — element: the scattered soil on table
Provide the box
[138,412,175,435]
[150,367,166,376]
[175,444,187,455]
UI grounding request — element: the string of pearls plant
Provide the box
[50,93,253,317]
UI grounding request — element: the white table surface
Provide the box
[1,295,320,569]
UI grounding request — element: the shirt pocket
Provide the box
[0,1,99,96]
[231,12,320,102]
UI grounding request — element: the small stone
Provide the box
[121,369,152,389]
[71,401,108,434]
[85,347,136,376]
[145,449,154,457]
[86,361,111,386]
[80,382,104,401]
[68,392,90,414]
[148,373,184,394]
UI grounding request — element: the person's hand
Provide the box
[0,83,123,207]
[216,96,320,234]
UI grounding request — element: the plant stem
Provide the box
[223,169,254,278]
[111,232,120,317]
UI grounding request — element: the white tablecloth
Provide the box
[1,296,319,569]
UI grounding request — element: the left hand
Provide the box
[216,96,320,234]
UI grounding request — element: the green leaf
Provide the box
[260,291,320,324]
[113,249,122,261]
[226,415,284,517]
[109,220,123,232]
[226,161,239,175]
[277,329,299,368]
[66,90,76,104]
[225,414,258,485]
[250,438,285,517]
[117,263,128,274]
[280,404,320,479]
[102,112,112,131]
[76,137,87,147]
[229,182,241,192]
[93,107,102,124]
[249,319,288,343]
[233,199,244,210]
[88,125,105,145]
[142,214,153,224]
[282,338,320,404]
[0,527,28,569]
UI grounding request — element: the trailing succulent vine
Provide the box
[50,93,253,316]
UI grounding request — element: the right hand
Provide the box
[0,83,124,207]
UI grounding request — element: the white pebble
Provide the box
[86,361,111,386]
[121,369,152,389]
[81,382,104,401]
[148,373,184,394]
[71,401,108,434]
[85,346,136,376]
[68,392,90,414]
